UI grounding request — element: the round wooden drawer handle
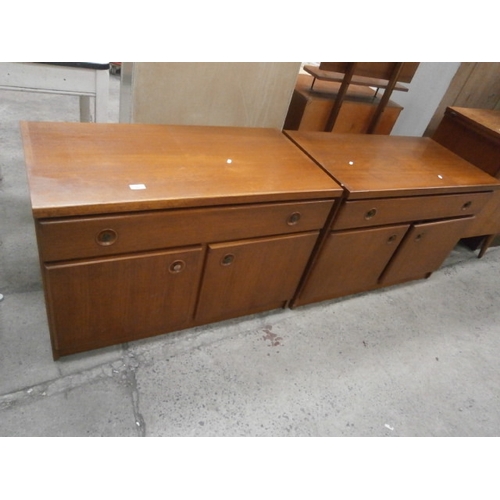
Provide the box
[221,254,235,266]
[96,229,118,246]
[169,260,185,273]
[364,208,377,220]
[462,201,472,210]
[387,234,398,244]
[287,212,301,225]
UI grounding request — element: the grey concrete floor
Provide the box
[1,72,500,437]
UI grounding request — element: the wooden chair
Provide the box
[303,62,419,133]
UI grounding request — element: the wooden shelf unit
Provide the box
[284,74,403,135]
[302,62,419,133]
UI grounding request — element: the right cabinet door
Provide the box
[380,217,474,286]
[195,232,319,324]
[296,224,410,305]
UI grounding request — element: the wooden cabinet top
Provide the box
[21,122,343,218]
[285,131,500,199]
[445,106,500,141]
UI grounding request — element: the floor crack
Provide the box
[122,347,146,437]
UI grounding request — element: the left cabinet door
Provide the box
[43,247,204,357]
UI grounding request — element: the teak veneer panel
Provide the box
[285,132,500,199]
[313,62,419,84]
[298,224,410,304]
[432,106,500,253]
[22,122,342,217]
[333,192,491,230]
[36,200,334,262]
[287,131,500,308]
[433,107,500,178]
[445,107,500,139]
[23,122,343,358]
[44,247,204,356]
[284,74,402,135]
[195,232,319,324]
[379,217,475,285]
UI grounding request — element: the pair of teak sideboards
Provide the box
[21,120,500,359]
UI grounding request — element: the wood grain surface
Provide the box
[22,122,342,218]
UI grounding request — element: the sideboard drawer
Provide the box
[37,199,335,262]
[333,191,492,230]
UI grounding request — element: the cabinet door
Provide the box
[44,247,203,356]
[195,232,319,323]
[380,217,474,286]
[295,224,410,306]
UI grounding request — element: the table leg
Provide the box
[478,234,496,258]
[94,69,109,122]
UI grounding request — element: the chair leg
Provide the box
[478,234,496,258]
[324,62,357,132]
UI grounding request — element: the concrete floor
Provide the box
[1,72,500,437]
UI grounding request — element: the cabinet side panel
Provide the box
[433,116,500,177]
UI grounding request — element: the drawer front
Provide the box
[37,199,335,262]
[461,190,500,237]
[333,191,492,230]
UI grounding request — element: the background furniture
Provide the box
[119,62,301,128]
[425,63,500,137]
[433,106,500,256]
[302,62,419,133]
[284,132,500,307]
[22,122,342,358]
[284,74,402,134]
[0,62,110,122]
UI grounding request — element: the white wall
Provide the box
[389,62,461,136]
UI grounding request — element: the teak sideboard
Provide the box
[21,122,342,359]
[22,122,500,358]
[284,132,500,307]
